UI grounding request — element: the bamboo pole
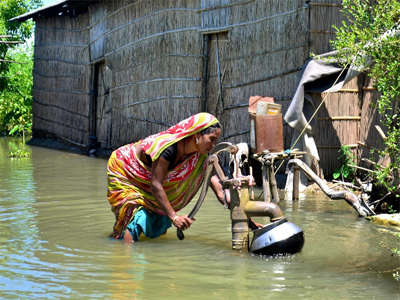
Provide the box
[202,34,209,112]
[225,67,302,88]
[348,164,377,174]
[338,88,361,92]
[0,41,24,44]
[82,29,110,52]
[308,3,343,7]
[375,125,387,140]
[226,42,308,61]
[0,59,27,64]
[361,158,385,169]
[357,141,387,155]
[316,144,358,149]
[309,30,336,34]
[196,0,254,12]
[216,35,224,110]
[317,116,361,120]
[357,141,374,150]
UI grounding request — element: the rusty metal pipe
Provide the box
[244,201,284,220]
[287,158,375,216]
[228,177,284,251]
[229,181,250,251]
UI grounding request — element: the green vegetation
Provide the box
[332,0,400,195]
[388,205,398,214]
[0,0,42,137]
[7,138,29,157]
[0,42,34,136]
[333,145,357,181]
[332,0,400,281]
[392,233,400,281]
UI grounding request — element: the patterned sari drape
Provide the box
[107,113,218,238]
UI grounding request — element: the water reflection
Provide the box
[0,139,46,296]
[0,137,399,299]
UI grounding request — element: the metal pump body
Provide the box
[225,174,304,254]
[179,142,305,255]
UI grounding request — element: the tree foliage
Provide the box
[0,0,42,58]
[332,0,400,194]
[0,0,42,136]
[0,42,33,136]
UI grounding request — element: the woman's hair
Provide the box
[199,122,221,136]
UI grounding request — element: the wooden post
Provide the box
[269,166,280,204]
[293,165,300,200]
[262,164,270,202]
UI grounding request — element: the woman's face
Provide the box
[198,128,221,154]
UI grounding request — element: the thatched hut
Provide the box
[10,0,382,178]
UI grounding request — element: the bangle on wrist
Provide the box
[172,216,178,225]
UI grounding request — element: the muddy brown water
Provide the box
[1,137,399,299]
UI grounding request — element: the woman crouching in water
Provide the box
[107,113,228,242]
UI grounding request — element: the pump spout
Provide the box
[227,176,304,255]
[195,142,305,255]
[244,201,284,220]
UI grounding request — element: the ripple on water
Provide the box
[1,139,400,299]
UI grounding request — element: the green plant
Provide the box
[333,145,357,180]
[392,234,400,281]
[0,42,33,136]
[388,205,398,214]
[392,233,400,281]
[332,0,400,195]
[8,148,29,158]
[8,140,29,157]
[332,0,400,282]
[1,0,42,137]
[0,0,43,57]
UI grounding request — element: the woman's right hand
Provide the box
[173,215,194,231]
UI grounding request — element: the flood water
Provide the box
[1,137,399,299]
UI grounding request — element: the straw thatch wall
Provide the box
[29,0,310,149]
[309,75,364,177]
[32,8,90,148]
[358,77,387,172]
[310,75,385,178]
[26,0,385,177]
[104,0,204,146]
[304,0,385,178]
[201,0,309,151]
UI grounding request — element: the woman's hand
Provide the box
[172,215,195,231]
[151,156,196,231]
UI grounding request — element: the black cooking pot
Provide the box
[249,217,304,255]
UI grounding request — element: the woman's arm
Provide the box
[210,175,230,208]
[210,175,262,229]
[150,156,193,231]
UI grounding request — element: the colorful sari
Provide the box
[107,113,219,239]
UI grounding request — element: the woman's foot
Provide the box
[123,229,134,243]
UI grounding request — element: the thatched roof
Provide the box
[9,0,92,22]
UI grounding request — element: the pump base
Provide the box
[249,218,305,255]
